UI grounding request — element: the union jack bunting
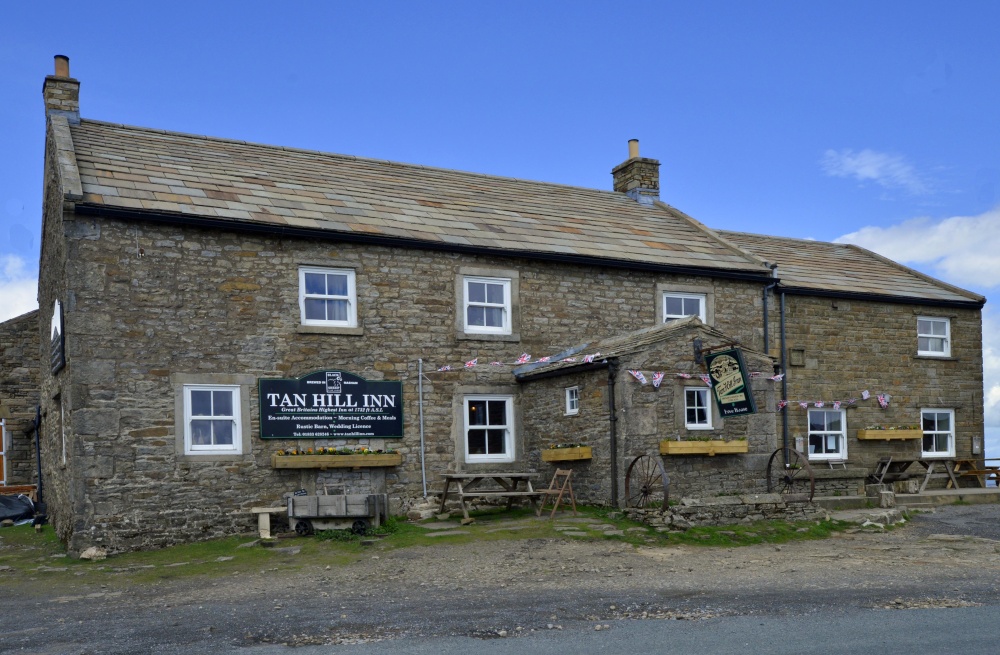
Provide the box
[832,401,841,410]
[749,371,763,378]
[490,361,504,366]
[538,356,551,363]
[861,390,870,400]
[769,373,785,381]
[847,398,857,405]
[652,372,665,388]
[799,402,808,409]
[628,369,648,385]
[583,352,601,363]
[516,353,531,364]
[437,365,452,372]
[464,358,478,368]
[877,393,889,409]
[814,401,824,408]
[777,400,788,410]
[676,373,693,379]
[699,374,712,387]
[561,357,577,363]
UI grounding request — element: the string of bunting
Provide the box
[776,391,891,412]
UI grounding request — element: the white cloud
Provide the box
[0,254,38,323]
[835,207,1000,290]
[821,148,928,195]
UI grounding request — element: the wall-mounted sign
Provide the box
[704,348,756,417]
[50,299,65,375]
[258,370,403,439]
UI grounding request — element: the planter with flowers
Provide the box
[270,446,402,469]
[659,437,749,456]
[541,443,593,462]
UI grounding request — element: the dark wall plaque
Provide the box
[704,348,757,417]
[259,370,403,439]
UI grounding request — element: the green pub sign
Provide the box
[704,348,757,417]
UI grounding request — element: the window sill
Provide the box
[457,332,520,343]
[915,355,958,361]
[297,325,364,336]
[177,453,250,464]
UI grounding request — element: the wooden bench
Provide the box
[439,473,540,521]
[250,506,287,539]
[0,485,38,502]
[951,459,1000,488]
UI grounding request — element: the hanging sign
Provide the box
[258,370,403,439]
[704,348,757,417]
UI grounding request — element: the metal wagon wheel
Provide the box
[766,447,815,501]
[625,454,669,512]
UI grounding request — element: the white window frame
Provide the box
[463,394,515,463]
[183,384,241,455]
[463,276,511,335]
[663,292,707,323]
[917,316,950,357]
[807,409,847,461]
[299,267,357,327]
[921,408,955,458]
[565,387,580,416]
[684,387,713,430]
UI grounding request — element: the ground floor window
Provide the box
[685,387,712,429]
[921,408,955,457]
[183,385,241,455]
[464,395,514,462]
[565,387,579,415]
[808,409,846,460]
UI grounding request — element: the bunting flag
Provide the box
[583,352,601,363]
[561,357,577,363]
[799,402,808,409]
[437,365,452,372]
[814,401,824,408]
[628,369,648,385]
[652,372,665,388]
[777,400,788,411]
[490,361,503,366]
[538,356,551,363]
[848,398,857,405]
[699,373,712,387]
[832,401,841,410]
[769,373,785,381]
[516,353,531,364]
[749,371,763,378]
[464,358,478,368]
[877,393,889,409]
[676,373,693,379]
[861,390,871,400]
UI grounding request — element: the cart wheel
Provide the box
[766,447,815,501]
[351,519,369,535]
[625,454,669,512]
[294,520,314,536]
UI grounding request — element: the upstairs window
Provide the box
[663,292,706,323]
[917,317,950,357]
[464,395,514,462]
[464,277,511,334]
[299,267,357,327]
[183,385,241,455]
[922,409,955,457]
[565,387,580,415]
[808,409,846,460]
[684,388,712,429]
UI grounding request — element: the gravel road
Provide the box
[2,504,999,654]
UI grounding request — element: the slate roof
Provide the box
[66,120,769,276]
[717,231,984,305]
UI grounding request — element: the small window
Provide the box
[183,385,241,455]
[807,409,846,460]
[565,387,580,416]
[921,408,955,457]
[684,388,713,429]
[299,267,357,327]
[663,292,706,323]
[917,317,950,357]
[464,395,514,462]
[464,277,511,334]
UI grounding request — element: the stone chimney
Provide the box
[43,55,80,123]
[612,139,660,204]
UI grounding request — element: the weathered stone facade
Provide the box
[0,310,40,486]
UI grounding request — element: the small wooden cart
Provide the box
[287,492,388,535]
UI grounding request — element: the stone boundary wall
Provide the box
[626,493,823,529]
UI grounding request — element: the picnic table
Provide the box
[949,458,1000,488]
[874,458,960,492]
[438,472,541,521]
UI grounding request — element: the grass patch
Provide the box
[665,519,854,547]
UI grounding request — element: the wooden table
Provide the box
[438,473,541,521]
[950,459,1000,488]
[877,458,960,492]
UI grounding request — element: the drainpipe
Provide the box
[418,359,427,498]
[779,292,789,459]
[607,359,620,507]
[763,264,779,354]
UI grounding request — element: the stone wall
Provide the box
[626,493,823,529]
[769,294,984,475]
[0,310,40,485]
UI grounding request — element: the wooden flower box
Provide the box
[541,446,592,462]
[270,453,402,469]
[856,429,922,441]
[659,440,749,456]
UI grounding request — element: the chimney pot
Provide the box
[611,139,660,204]
[628,139,639,159]
[54,55,70,78]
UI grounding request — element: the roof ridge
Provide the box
[77,118,632,199]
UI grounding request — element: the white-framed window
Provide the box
[807,409,846,460]
[183,385,241,455]
[684,388,713,429]
[663,292,707,323]
[464,395,514,462]
[565,387,580,416]
[917,317,950,357]
[464,277,511,334]
[921,408,955,457]
[299,267,357,327]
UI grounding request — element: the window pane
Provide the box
[936,412,950,431]
[930,321,946,336]
[468,429,486,454]
[468,282,485,304]
[483,307,504,327]
[212,390,233,417]
[327,299,349,322]
[485,283,504,305]
[917,319,931,334]
[809,434,823,454]
[467,306,485,327]
[922,413,936,431]
[326,274,348,297]
[923,434,934,451]
[190,420,213,445]
[808,412,825,432]
[305,298,327,321]
[213,420,234,445]
[683,298,701,316]
[486,400,507,425]
[467,400,487,426]
[486,429,506,454]
[665,297,683,316]
[826,435,838,452]
[826,412,842,432]
[190,390,212,416]
[686,407,698,423]
[926,337,944,352]
[304,272,326,295]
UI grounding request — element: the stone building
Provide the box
[15,56,985,553]
[0,310,40,488]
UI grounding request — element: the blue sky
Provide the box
[2,1,999,451]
